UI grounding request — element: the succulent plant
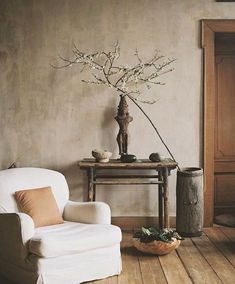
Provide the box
[133,227,183,243]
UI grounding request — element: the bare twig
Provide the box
[126,94,180,170]
[52,43,178,163]
[53,43,175,104]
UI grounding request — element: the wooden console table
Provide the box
[78,159,178,229]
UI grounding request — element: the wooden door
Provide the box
[214,33,235,216]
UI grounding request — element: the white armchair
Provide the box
[0,168,122,284]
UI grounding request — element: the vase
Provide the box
[176,167,204,237]
[115,95,133,155]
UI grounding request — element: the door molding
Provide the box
[202,20,235,226]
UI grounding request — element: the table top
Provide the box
[78,158,178,169]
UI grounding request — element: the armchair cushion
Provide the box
[14,186,64,227]
[64,201,111,224]
[29,221,122,258]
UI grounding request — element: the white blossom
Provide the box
[54,43,175,104]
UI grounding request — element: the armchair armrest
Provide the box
[0,213,35,263]
[63,201,111,224]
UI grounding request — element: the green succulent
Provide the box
[133,227,183,243]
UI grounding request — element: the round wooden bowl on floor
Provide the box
[133,238,181,255]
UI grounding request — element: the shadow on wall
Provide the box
[60,162,85,202]
[101,96,118,156]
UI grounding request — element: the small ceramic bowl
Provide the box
[92,149,112,163]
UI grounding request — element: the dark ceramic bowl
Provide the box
[120,154,137,163]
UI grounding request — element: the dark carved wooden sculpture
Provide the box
[115,95,133,155]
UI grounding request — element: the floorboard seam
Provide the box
[191,237,225,283]
[175,247,195,284]
[137,254,144,284]
[203,228,235,268]
[156,256,168,284]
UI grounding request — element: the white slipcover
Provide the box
[0,168,122,284]
[29,221,122,258]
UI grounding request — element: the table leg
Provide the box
[92,184,96,201]
[158,170,164,229]
[163,168,170,228]
[87,168,95,202]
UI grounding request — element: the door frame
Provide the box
[202,20,235,226]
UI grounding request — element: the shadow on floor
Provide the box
[0,275,15,284]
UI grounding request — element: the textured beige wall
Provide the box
[1,0,235,216]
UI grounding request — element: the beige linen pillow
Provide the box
[14,186,64,228]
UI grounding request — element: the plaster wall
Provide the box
[1,0,235,216]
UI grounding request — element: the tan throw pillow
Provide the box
[14,186,64,228]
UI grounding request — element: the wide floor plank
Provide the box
[138,254,167,284]
[192,234,235,283]
[176,237,222,283]
[204,227,235,267]
[117,232,142,284]
[159,250,192,284]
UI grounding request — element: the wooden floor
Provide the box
[1,227,234,284]
[88,227,235,284]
